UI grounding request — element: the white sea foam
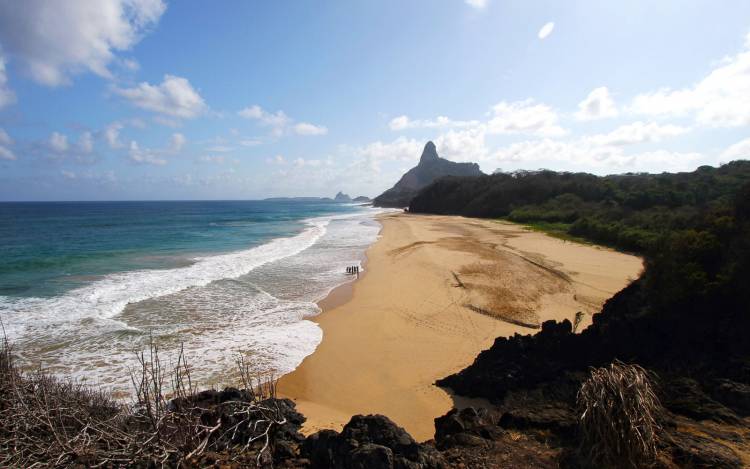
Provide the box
[0,206,388,393]
[0,217,330,340]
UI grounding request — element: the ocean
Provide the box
[0,200,384,392]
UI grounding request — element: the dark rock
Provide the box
[301,414,447,469]
[498,403,577,437]
[302,429,339,468]
[662,378,740,424]
[347,444,394,469]
[341,415,416,450]
[433,407,502,450]
[447,433,487,448]
[669,431,743,468]
[274,440,298,460]
[436,317,586,404]
[710,379,750,416]
[373,141,483,208]
[334,192,352,202]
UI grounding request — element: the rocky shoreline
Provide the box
[177,388,561,468]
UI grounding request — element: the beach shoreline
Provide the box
[279,212,643,441]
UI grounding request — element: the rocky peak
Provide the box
[373,140,484,208]
[419,141,439,165]
[334,191,352,202]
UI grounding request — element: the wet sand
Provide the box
[279,213,643,441]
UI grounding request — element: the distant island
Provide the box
[264,193,371,203]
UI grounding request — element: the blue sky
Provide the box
[0,0,749,201]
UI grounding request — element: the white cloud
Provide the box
[121,58,139,71]
[61,170,77,179]
[293,158,323,168]
[487,99,566,138]
[199,155,225,164]
[240,139,262,147]
[390,101,564,139]
[352,136,423,172]
[293,122,328,136]
[170,132,186,153]
[388,115,411,131]
[237,105,264,120]
[388,115,480,131]
[266,154,287,165]
[0,128,12,146]
[238,105,290,127]
[49,132,69,152]
[583,121,689,147]
[434,127,488,162]
[490,138,702,173]
[104,122,124,149]
[238,105,326,138]
[238,105,291,136]
[0,0,165,86]
[0,51,15,108]
[40,130,99,162]
[721,137,750,160]
[538,22,555,40]
[0,146,15,160]
[465,0,488,9]
[575,86,618,121]
[78,131,94,153]
[114,75,206,119]
[630,30,750,127]
[207,145,233,153]
[128,140,166,166]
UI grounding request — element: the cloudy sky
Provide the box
[1,0,749,200]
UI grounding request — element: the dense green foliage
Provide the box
[409,161,750,253]
[413,161,750,367]
[438,165,750,416]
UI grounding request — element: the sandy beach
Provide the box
[279,213,643,441]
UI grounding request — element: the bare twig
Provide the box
[1,333,285,467]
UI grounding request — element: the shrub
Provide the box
[0,334,284,467]
[577,361,664,468]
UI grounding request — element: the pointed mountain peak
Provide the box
[419,141,439,164]
[334,191,351,202]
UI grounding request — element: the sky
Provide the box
[0,0,749,201]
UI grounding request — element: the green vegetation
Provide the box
[502,219,593,246]
[410,161,750,254]
[416,161,750,370]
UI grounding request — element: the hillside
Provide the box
[409,161,750,252]
[373,141,483,208]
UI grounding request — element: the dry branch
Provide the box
[0,332,286,467]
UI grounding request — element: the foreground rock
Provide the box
[302,415,447,468]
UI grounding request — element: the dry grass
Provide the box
[0,331,286,467]
[577,361,664,469]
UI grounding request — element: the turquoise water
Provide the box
[0,200,383,391]
[0,201,358,297]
